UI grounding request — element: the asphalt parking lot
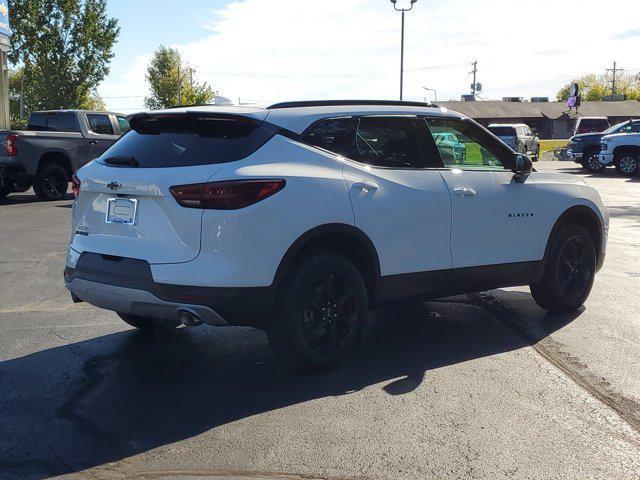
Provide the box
[1,160,639,480]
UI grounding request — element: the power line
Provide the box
[606,61,624,95]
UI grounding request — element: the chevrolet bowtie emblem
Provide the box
[106,181,122,191]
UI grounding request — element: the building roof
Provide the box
[437,100,640,120]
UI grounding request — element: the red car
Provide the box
[574,117,610,135]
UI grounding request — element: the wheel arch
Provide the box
[613,145,640,158]
[38,151,73,179]
[273,223,381,306]
[540,205,604,277]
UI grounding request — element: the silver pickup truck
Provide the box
[0,110,130,200]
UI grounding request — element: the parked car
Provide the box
[487,123,540,161]
[568,119,640,172]
[573,116,610,136]
[599,131,640,176]
[65,100,608,369]
[0,110,130,200]
[433,132,466,163]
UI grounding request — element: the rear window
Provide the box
[578,119,609,130]
[27,112,79,132]
[97,114,279,168]
[488,126,516,136]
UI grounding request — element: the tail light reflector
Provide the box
[5,134,18,156]
[72,175,81,198]
[170,179,285,210]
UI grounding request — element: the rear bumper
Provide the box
[64,252,276,327]
[0,163,29,183]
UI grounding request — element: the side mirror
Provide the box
[512,153,532,182]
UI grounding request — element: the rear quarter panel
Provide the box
[151,135,355,287]
[12,131,87,176]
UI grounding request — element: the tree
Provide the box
[145,46,215,110]
[8,0,119,111]
[557,73,640,101]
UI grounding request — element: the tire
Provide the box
[267,253,369,370]
[0,185,9,199]
[117,312,180,331]
[614,152,640,176]
[530,224,596,312]
[532,145,540,162]
[33,162,69,200]
[582,150,605,173]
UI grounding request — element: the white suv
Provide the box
[65,100,608,368]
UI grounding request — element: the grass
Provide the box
[539,139,569,158]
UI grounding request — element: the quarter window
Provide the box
[353,116,424,168]
[302,117,353,157]
[425,117,509,169]
[87,114,115,135]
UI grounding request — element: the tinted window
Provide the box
[117,116,131,134]
[27,113,47,131]
[488,126,516,136]
[352,116,424,168]
[27,112,79,132]
[426,118,509,169]
[617,123,640,134]
[302,117,353,156]
[98,114,278,168]
[87,114,115,135]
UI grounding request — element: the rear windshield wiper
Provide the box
[104,156,139,167]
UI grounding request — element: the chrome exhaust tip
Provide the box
[177,309,204,327]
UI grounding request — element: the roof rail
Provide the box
[267,100,437,109]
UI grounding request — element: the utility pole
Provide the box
[470,60,478,98]
[19,73,24,119]
[177,64,182,105]
[606,61,623,95]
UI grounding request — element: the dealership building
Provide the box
[437,99,640,139]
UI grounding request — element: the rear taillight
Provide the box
[170,179,285,210]
[72,175,81,198]
[5,134,18,156]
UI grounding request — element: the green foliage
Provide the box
[557,73,640,101]
[145,46,215,110]
[8,0,119,111]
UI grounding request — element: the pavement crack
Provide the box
[468,292,640,436]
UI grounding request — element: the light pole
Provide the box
[390,0,417,101]
[422,86,437,102]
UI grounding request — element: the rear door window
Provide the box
[87,114,115,135]
[98,114,279,168]
[352,116,424,168]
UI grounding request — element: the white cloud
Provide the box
[100,0,640,110]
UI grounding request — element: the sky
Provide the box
[99,0,640,112]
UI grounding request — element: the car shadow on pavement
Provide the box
[0,193,73,205]
[0,290,579,479]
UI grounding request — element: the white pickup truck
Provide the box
[599,132,640,176]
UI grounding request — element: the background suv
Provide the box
[65,100,608,369]
[487,123,539,161]
[567,119,640,172]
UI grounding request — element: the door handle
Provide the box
[89,140,99,145]
[353,180,379,193]
[452,187,476,197]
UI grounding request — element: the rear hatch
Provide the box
[71,109,274,264]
